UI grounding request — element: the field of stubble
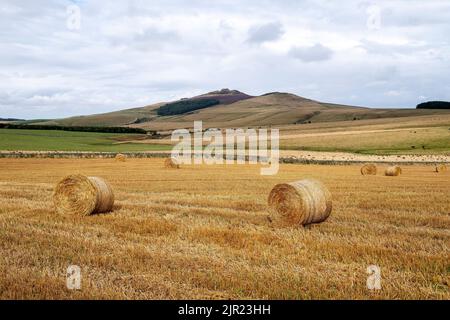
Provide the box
[0,158,448,299]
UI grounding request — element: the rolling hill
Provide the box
[34,89,450,131]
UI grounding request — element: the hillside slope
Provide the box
[39,103,164,127]
[38,90,450,130]
[132,92,450,131]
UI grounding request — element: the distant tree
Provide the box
[0,123,147,134]
[0,118,24,121]
[416,101,450,109]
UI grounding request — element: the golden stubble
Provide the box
[0,158,448,299]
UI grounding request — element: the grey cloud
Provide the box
[247,21,284,44]
[289,43,333,62]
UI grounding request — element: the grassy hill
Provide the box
[38,103,164,127]
[33,89,253,128]
[132,92,450,131]
[27,89,450,132]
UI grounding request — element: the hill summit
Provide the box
[193,88,253,105]
[206,88,247,95]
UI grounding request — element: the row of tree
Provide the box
[0,118,25,122]
[0,123,147,134]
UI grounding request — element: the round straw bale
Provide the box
[385,166,402,176]
[115,153,126,162]
[164,157,180,169]
[435,164,447,173]
[361,163,377,175]
[268,179,332,226]
[53,175,114,216]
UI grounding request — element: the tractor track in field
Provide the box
[0,150,449,165]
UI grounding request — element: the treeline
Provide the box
[0,118,24,122]
[157,99,220,116]
[0,123,147,134]
[416,101,450,109]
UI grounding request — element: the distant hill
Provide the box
[417,101,450,109]
[25,89,450,130]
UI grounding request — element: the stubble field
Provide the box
[0,158,448,299]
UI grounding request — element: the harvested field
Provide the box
[164,157,180,169]
[0,158,448,299]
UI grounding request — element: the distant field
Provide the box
[116,115,450,156]
[0,158,448,299]
[1,113,450,156]
[280,126,450,155]
[0,129,171,152]
[278,115,450,155]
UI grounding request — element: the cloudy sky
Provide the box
[1,0,449,119]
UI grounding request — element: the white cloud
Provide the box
[0,0,449,119]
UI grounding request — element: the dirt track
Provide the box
[279,150,450,163]
[1,150,449,163]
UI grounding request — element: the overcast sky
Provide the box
[1,0,449,119]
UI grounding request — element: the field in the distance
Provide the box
[2,114,450,156]
[118,114,450,156]
[279,114,450,155]
[0,129,171,152]
[0,158,448,299]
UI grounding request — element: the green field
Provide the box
[1,123,450,155]
[0,129,172,152]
